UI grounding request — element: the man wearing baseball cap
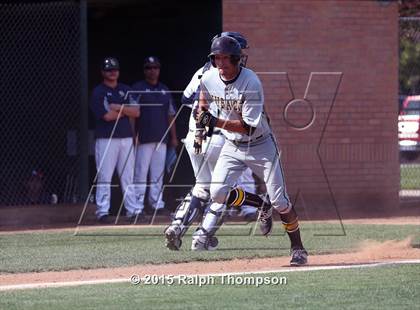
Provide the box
[90,57,142,224]
[132,56,178,217]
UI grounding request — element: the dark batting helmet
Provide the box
[208,36,242,67]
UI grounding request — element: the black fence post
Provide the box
[79,0,89,203]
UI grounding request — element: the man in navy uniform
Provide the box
[90,57,141,223]
[132,56,178,216]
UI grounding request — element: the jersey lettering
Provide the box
[211,94,244,113]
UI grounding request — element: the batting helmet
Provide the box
[208,36,242,67]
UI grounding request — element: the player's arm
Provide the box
[122,105,140,117]
[90,92,121,122]
[168,97,178,147]
[197,86,257,135]
[214,119,250,134]
[129,116,138,147]
[198,88,210,112]
[168,115,178,146]
[102,110,121,122]
[197,113,252,135]
[209,77,263,135]
[182,68,202,108]
[109,103,140,118]
[197,92,251,135]
[127,94,139,131]
[124,93,141,117]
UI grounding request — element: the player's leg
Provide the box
[175,184,209,234]
[133,142,154,213]
[165,190,209,250]
[248,135,307,266]
[190,201,224,250]
[94,138,119,220]
[205,133,225,172]
[196,140,273,231]
[191,143,247,250]
[115,137,143,219]
[207,136,259,222]
[164,133,211,250]
[148,142,167,211]
[236,168,258,221]
[198,139,271,215]
[200,134,227,229]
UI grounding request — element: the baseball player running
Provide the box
[164,32,250,250]
[191,36,308,266]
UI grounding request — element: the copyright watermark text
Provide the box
[130,274,287,287]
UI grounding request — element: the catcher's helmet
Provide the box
[102,57,120,71]
[208,36,241,67]
[220,31,249,49]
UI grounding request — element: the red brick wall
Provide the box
[223,0,399,215]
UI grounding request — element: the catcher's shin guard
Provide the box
[171,192,208,238]
[279,206,303,249]
[191,223,220,251]
[191,228,218,251]
[203,208,225,236]
[226,187,270,209]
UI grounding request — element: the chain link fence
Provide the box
[399,17,420,200]
[0,1,85,206]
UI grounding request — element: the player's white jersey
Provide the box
[183,68,202,109]
[184,66,219,131]
[200,67,271,142]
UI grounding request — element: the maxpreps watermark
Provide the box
[130,274,287,287]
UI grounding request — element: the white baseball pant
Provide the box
[184,131,224,200]
[95,138,140,218]
[134,142,167,210]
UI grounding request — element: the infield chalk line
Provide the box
[1,259,419,291]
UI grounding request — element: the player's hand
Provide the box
[109,103,122,112]
[197,111,218,128]
[193,128,206,154]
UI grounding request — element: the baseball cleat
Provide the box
[290,247,308,266]
[97,215,114,224]
[191,235,218,251]
[127,213,148,224]
[207,235,219,250]
[258,206,273,236]
[191,238,206,251]
[164,225,182,251]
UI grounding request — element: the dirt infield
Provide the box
[1,236,419,288]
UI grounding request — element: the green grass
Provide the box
[0,223,419,274]
[1,264,419,310]
[401,164,420,189]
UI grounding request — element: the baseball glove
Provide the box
[197,110,218,129]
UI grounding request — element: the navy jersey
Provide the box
[90,83,135,139]
[131,80,176,144]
